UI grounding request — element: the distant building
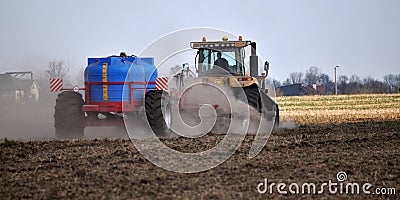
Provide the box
[0,73,40,105]
[277,83,319,96]
[310,84,324,94]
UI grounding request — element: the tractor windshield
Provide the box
[197,47,244,77]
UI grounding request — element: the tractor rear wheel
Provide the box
[244,87,261,112]
[54,91,85,138]
[273,104,280,128]
[244,87,280,128]
[145,90,171,136]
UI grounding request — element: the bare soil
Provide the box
[1,121,399,199]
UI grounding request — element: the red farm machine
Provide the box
[53,52,168,138]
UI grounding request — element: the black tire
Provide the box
[54,91,85,138]
[245,87,280,128]
[244,87,261,112]
[271,103,280,129]
[145,90,171,136]
[259,90,280,128]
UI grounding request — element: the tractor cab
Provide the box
[191,36,261,78]
[190,36,271,91]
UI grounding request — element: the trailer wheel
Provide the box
[145,90,171,136]
[54,91,85,138]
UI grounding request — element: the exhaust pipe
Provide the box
[250,42,258,77]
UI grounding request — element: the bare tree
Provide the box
[338,75,349,84]
[319,73,334,94]
[273,79,281,87]
[44,59,68,80]
[282,78,290,86]
[396,74,400,93]
[348,74,362,94]
[338,75,349,94]
[383,74,400,93]
[288,72,304,84]
[361,76,386,94]
[169,65,182,76]
[74,68,85,86]
[349,74,361,83]
[304,66,321,86]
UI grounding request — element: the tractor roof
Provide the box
[190,40,251,49]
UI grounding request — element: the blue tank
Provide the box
[84,55,157,103]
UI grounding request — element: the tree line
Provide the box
[274,66,400,94]
[43,59,83,87]
[43,59,400,95]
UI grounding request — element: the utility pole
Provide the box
[334,66,340,95]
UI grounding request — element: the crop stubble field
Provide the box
[278,94,400,124]
[1,94,399,199]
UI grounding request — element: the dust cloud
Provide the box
[278,120,296,129]
[0,77,283,141]
[166,79,273,136]
[0,89,127,141]
[0,92,56,140]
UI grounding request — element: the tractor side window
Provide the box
[199,49,212,73]
[220,52,236,66]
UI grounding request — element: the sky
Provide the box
[0,0,399,82]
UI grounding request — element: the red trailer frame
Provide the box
[81,81,156,113]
